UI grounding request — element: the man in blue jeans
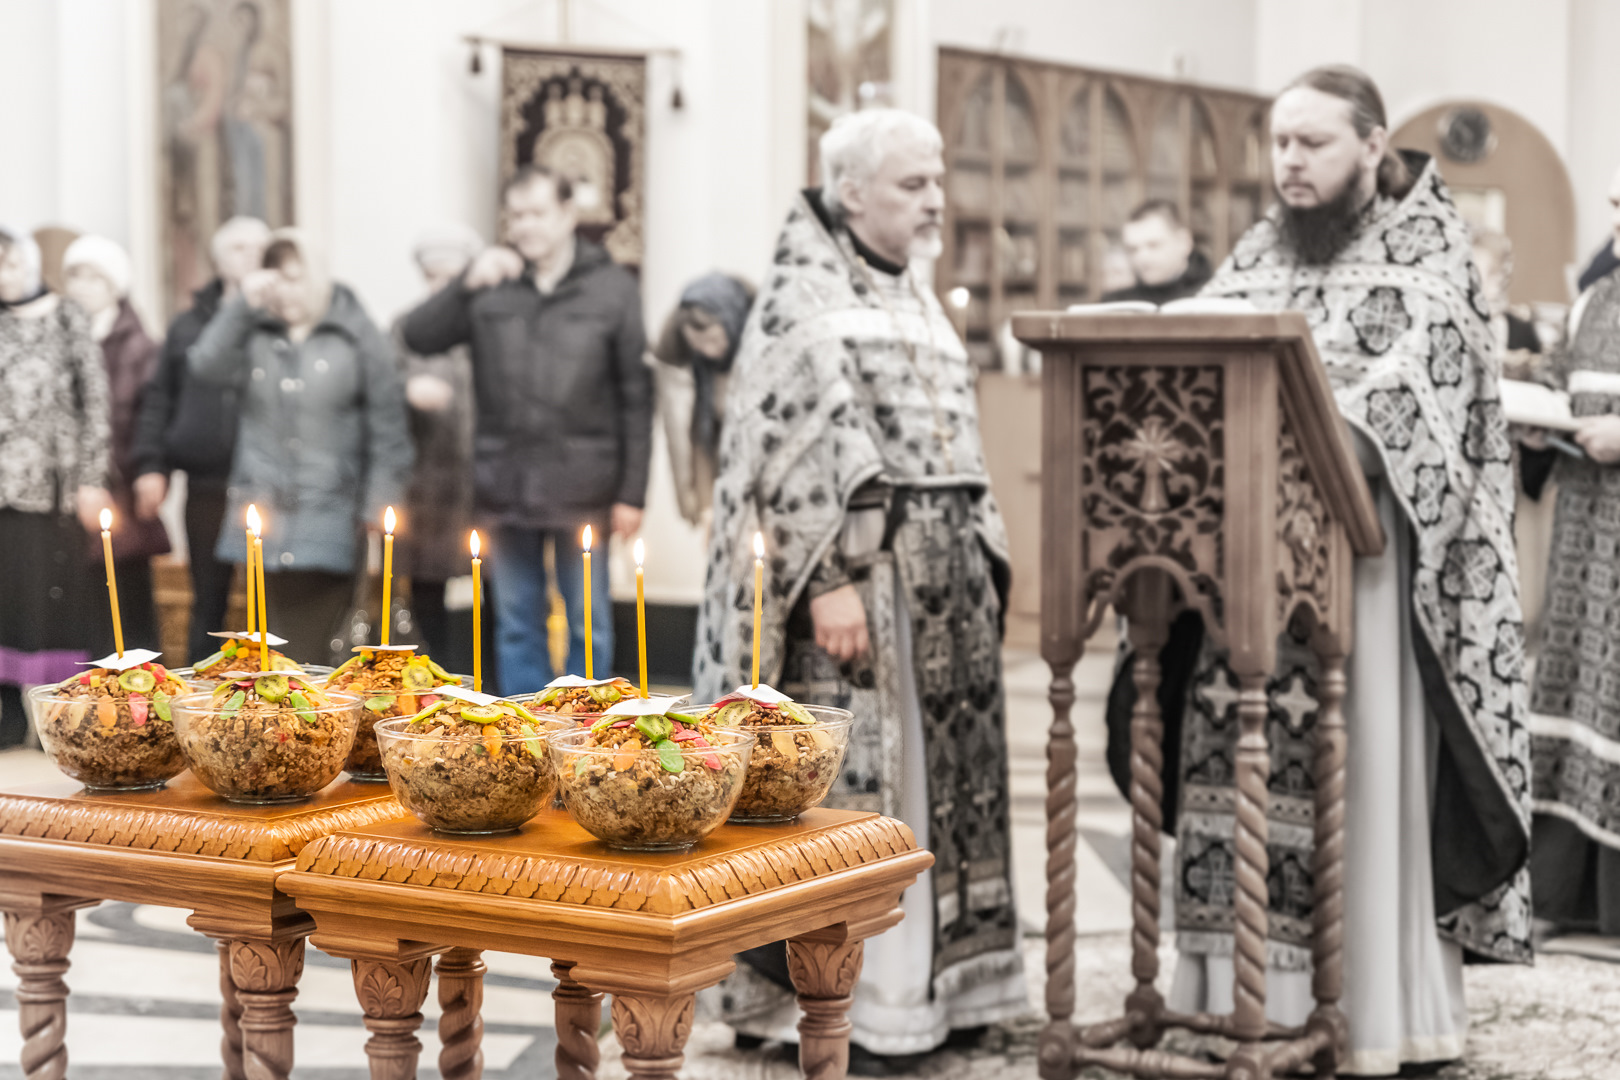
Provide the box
[402,165,651,692]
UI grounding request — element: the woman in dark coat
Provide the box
[189,229,412,662]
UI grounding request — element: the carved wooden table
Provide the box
[1014,312,1383,1080]
[0,773,405,1079]
[280,807,931,1080]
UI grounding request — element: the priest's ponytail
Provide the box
[1285,64,1414,201]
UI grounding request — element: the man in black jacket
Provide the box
[131,216,269,661]
[1100,198,1212,305]
[403,166,651,694]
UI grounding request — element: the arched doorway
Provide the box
[1390,101,1575,304]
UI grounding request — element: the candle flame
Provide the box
[582,524,593,552]
[383,506,396,535]
[754,531,765,559]
[246,503,260,532]
[633,538,645,567]
[98,507,112,531]
[469,530,481,558]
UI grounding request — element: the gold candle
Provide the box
[380,506,396,646]
[752,532,764,689]
[244,504,259,636]
[634,538,647,698]
[470,530,482,693]
[99,508,124,658]
[252,513,268,656]
[582,524,594,680]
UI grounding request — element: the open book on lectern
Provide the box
[1064,296,1260,316]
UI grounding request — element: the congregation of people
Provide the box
[9,59,1620,1076]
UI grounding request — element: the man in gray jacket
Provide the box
[403,165,651,693]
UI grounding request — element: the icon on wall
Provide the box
[501,50,646,267]
[157,0,294,318]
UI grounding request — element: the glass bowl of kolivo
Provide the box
[31,662,191,790]
[548,701,754,851]
[323,646,461,781]
[375,697,559,834]
[172,673,361,803]
[706,691,854,823]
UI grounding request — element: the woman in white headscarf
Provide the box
[0,226,112,745]
[62,235,171,658]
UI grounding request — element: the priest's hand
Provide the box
[1576,415,1620,463]
[811,584,869,661]
[464,247,525,291]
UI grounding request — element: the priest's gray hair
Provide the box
[820,109,943,219]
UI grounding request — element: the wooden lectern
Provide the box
[1011,311,1384,1080]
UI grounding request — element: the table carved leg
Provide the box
[552,960,602,1080]
[787,936,864,1080]
[609,991,696,1080]
[437,947,487,1080]
[1123,580,1172,1050]
[3,899,92,1080]
[352,957,433,1080]
[218,939,246,1080]
[1307,645,1349,1080]
[227,937,305,1080]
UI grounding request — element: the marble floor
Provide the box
[1,645,1618,1077]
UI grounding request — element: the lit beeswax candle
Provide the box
[99,508,124,658]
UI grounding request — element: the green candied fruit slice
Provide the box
[706,701,753,728]
[656,739,685,774]
[407,700,454,728]
[325,655,364,683]
[780,701,817,725]
[118,668,157,694]
[222,690,247,718]
[193,649,226,670]
[152,691,172,724]
[535,686,562,706]
[363,695,396,714]
[288,690,317,725]
[222,640,239,659]
[574,755,590,777]
[254,674,290,703]
[426,657,457,683]
[589,714,619,733]
[460,704,504,721]
[587,682,623,706]
[634,714,672,743]
[401,662,435,691]
[519,723,544,759]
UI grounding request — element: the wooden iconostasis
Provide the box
[936,47,1274,369]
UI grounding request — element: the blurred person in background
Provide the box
[62,235,170,657]
[132,216,270,659]
[0,226,111,745]
[403,165,651,694]
[1100,198,1211,304]
[190,228,411,661]
[651,272,753,527]
[394,224,483,659]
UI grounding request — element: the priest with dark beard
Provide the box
[1109,65,1532,1075]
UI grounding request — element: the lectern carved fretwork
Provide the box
[1016,311,1383,1080]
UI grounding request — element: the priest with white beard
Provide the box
[695,109,1026,1069]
